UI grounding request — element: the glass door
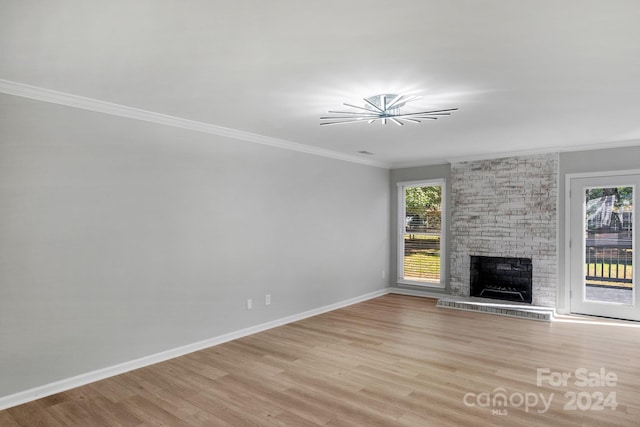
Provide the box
[569,174,638,320]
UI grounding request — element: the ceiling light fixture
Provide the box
[320,94,457,126]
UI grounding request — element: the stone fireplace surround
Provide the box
[449,153,558,307]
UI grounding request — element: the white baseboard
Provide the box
[388,286,446,299]
[0,288,391,411]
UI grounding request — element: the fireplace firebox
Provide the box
[470,256,532,303]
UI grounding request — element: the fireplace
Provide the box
[470,256,532,303]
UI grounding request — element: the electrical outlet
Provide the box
[265,294,271,306]
[247,299,253,310]
[382,270,386,279]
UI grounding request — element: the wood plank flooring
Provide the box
[2,294,640,426]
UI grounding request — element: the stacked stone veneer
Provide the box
[450,153,558,307]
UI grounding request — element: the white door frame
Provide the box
[565,169,639,320]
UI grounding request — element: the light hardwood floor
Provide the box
[2,294,640,426]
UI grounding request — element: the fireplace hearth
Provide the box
[470,256,532,303]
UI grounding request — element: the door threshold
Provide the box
[557,313,640,324]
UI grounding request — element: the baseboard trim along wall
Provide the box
[0,288,392,411]
[389,286,446,300]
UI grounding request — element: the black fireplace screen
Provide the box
[470,256,532,303]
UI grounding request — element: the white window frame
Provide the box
[397,179,446,288]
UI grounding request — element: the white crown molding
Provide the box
[0,79,389,169]
[0,287,391,410]
[389,139,640,169]
[445,147,562,164]
[443,139,640,165]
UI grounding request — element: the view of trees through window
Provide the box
[403,184,442,283]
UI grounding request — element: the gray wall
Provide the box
[389,163,452,294]
[558,144,640,312]
[0,94,390,397]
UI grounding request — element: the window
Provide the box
[398,180,445,287]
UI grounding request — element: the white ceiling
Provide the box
[1,0,640,168]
